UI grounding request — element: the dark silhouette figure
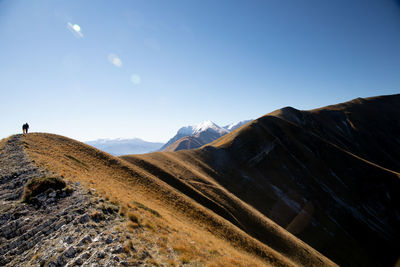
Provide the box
[22,123,29,134]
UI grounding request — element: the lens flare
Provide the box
[108,54,122,68]
[131,74,141,85]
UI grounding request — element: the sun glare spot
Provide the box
[73,24,81,32]
[108,53,122,68]
[67,22,83,38]
[131,74,141,85]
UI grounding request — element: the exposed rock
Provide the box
[112,245,124,254]
[64,246,77,258]
[78,235,92,246]
[64,236,75,244]
[74,257,83,265]
[80,252,91,259]
[78,213,89,224]
[105,236,113,244]
[139,250,151,260]
[96,251,106,259]
[0,134,218,266]
[0,135,126,266]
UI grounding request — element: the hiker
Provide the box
[22,123,29,134]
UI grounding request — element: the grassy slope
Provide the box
[22,133,331,266]
[269,94,400,172]
[162,136,204,152]
[123,151,335,266]
[124,94,400,267]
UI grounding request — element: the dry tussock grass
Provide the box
[0,136,9,151]
[22,176,66,203]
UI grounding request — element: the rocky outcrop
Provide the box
[0,135,159,266]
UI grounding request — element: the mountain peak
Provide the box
[162,120,250,152]
[177,121,228,136]
[223,120,252,131]
[193,121,228,135]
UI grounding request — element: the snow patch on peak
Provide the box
[177,126,195,135]
[161,119,251,151]
[193,121,228,135]
[225,122,240,131]
[223,120,252,131]
[177,121,229,136]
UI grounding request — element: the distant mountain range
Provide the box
[161,120,251,151]
[85,120,251,155]
[85,138,163,156]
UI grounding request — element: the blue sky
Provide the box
[1,0,399,142]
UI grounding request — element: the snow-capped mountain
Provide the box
[161,120,251,152]
[223,120,252,131]
[177,121,229,136]
[86,138,163,156]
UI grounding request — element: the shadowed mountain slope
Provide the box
[123,94,400,267]
[269,94,400,172]
[20,133,334,266]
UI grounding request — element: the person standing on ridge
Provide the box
[22,123,29,134]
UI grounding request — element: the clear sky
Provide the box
[1,0,399,142]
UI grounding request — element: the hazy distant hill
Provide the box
[161,120,251,152]
[86,138,163,155]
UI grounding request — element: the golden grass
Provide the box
[21,133,335,266]
[123,240,135,253]
[89,210,105,221]
[31,252,42,262]
[127,212,139,223]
